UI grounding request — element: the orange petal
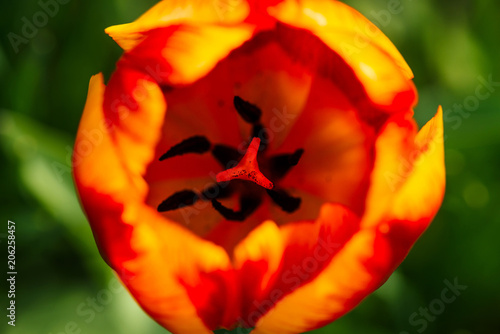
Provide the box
[249,109,445,333]
[250,226,386,334]
[105,0,251,51]
[122,204,233,333]
[103,65,166,195]
[74,74,233,333]
[234,204,359,328]
[232,220,286,328]
[269,0,416,112]
[363,107,445,229]
[361,113,418,227]
[74,74,137,202]
[122,24,255,85]
[382,107,445,225]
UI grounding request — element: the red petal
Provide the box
[233,204,359,327]
[270,0,416,113]
[249,109,445,333]
[75,74,232,333]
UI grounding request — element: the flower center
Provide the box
[156,96,304,222]
[216,137,273,189]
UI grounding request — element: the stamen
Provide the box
[159,136,210,161]
[216,137,273,190]
[212,145,243,169]
[233,96,262,124]
[201,183,234,200]
[269,149,304,180]
[211,199,245,222]
[211,196,261,222]
[158,190,200,212]
[251,124,270,151]
[266,189,301,213]
[156,97,305,221]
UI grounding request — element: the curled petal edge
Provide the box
[105,0,251,51]
[74,74,233,334]
[269,0,416,112]
[249,108,445,334]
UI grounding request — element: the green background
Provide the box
[1,0,499,333]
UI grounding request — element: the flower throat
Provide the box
[157,96,304,222]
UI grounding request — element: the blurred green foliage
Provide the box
[1,0,499,333]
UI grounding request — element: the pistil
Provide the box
[215,137,273,190]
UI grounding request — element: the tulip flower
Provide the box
[73,0,445,333]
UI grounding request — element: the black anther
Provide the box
[233,96,262,124]
[159,136,211,161]
[158,190,200,212]
[266,189,301,213]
